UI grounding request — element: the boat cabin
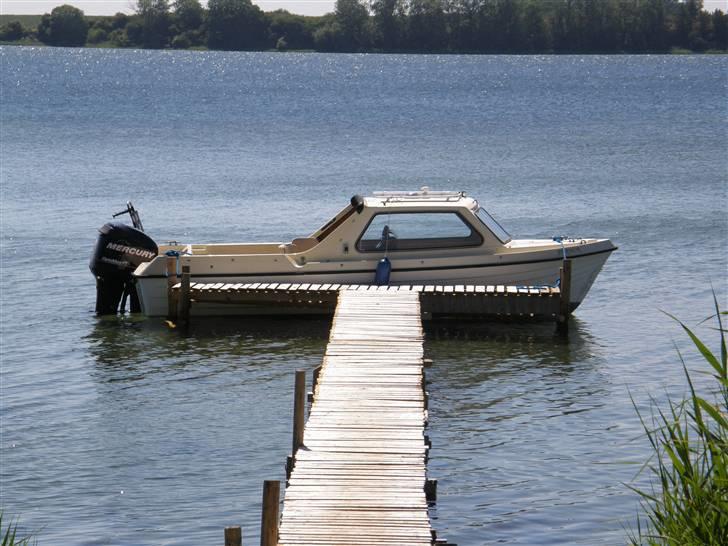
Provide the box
[162,189,511,261]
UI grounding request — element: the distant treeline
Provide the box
[1,0,726,53]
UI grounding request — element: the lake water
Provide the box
[1,47,726,545]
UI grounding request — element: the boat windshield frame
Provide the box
[475,205,512,244]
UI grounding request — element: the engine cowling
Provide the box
[90,222,158,314]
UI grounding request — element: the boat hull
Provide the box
[135,248,613,317]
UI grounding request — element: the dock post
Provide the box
[224,526,242,546]
[177,265,191,326]
[312,364,322,392]
[308,364,322,403]
[166,255,178,319]
[425,478,438,502]
[557,259,572,334]
[260,480,280,546]
[292,370,306,455]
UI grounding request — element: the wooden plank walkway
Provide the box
[277,290,432,546]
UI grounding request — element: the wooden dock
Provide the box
[179,263,575,545]
[277,289,433,546]
[171,279,567,321]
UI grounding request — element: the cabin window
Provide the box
[356,212,482,252]
[475,207,511,244]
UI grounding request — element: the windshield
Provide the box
[309,204,355,241]
[476,207,511,244]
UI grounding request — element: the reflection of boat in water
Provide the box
[90,189,616,317]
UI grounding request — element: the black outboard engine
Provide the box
[90,202,158,315]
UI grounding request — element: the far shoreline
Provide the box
[2,2,726,57]
[2,41,726,56]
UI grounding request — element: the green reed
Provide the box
[1,513,32,546]
[628,296,728,546]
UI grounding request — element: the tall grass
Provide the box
[628,297,728,545]
[1,513,32,546]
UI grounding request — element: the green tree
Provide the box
[313,16,346,51]
[370,0,405,49]
[268,10,316,50]
[173,0,204,32]
[552,0,577,51]
[581,0,619,52]
[0,20,27,41]
[492,0,524,51]
[37,4,88,46]
[170,0,205,47]
[407,0,447,51]
[108,28,131,47]
[207,0,268,50]
[712,9,728,50]
[688,9,712,50]
[125,20,144,45]
[445,0,479,52]
[171,33,192,48]
[136,0,171,48]
[673,0,702,48]
[635,0,668,52]
[87,17,112,44]
[111,12,129,30]
[87,26,108,44]
[522,1,549,51]
[333,0,370,50]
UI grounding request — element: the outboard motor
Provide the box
[90,202,158,315]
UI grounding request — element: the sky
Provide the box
[0,0,726,17]
[0,0,337,17]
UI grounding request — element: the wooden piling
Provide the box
[224,526,242,546]
[292,370,306,455]
[166,255,178,319]
[425,479,438,502]
[558,259,572,333]
[260,480,280,546]
[177,265,191,326]
[285,455,293,481]
[312,364,322,392]
[308,364,322,404]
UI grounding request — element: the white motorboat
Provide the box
[90,190,616,317]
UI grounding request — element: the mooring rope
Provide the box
[551,236,570,287]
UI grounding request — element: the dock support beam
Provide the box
[166,255,178,319]
[224,526,242,546]
[308,364,322,404]
[425,479,438,502]
[557,259,572,334]
[312,364,322,393]
[177,265,191,326]
[292,370,306,455]
[260,480,280,546]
